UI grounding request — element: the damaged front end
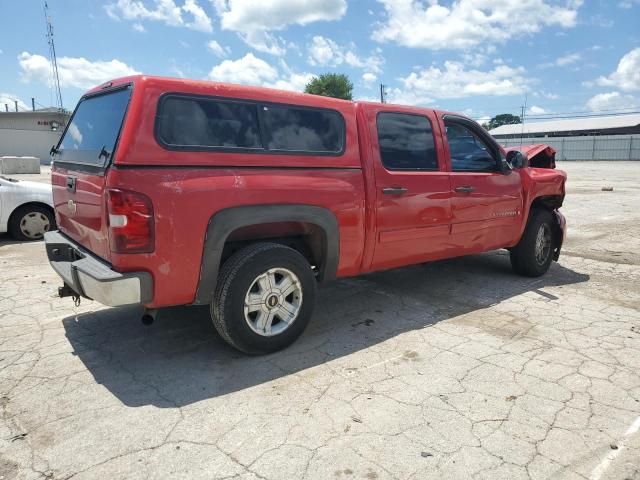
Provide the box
[505,144,557,169]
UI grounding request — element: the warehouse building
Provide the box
[490,114,640,161]
[489,114,640,139]
[0,109,70,164]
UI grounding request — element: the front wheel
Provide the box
[8,204,55,241]
[510,209,556,277]
[211,243,317,355]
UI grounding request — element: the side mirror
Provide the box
[506,150,528,169]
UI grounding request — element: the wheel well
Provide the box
[220,221,326,274]
[194,205,339,305]
[8,202,55,226]
[531,195,563,211]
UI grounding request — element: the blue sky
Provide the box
[0,0,638,123]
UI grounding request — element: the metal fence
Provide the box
[497,134,640,161]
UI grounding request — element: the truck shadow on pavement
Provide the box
[62,251,589,408]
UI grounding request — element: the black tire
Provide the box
[8,204,55,241]
[510,208,556,277]
[211,242,317,355]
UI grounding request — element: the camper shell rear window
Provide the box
[155,94,346,156]
[56,86,131,167]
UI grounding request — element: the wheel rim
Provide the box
[243,268,303,337]
[19,211,50,240]
[534,223,552,265]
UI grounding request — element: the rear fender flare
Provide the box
[194,204,339,305]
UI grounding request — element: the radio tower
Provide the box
[44,2,63,111]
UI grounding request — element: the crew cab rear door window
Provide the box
[57,87,131,167]
[157,96,262,149]
[260,105,344,154]
[376,112,438,170]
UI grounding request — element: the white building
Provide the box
[0,109,70,164]
[489,114,640,139]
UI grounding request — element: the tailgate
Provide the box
[52,86,132,262]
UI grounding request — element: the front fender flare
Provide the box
[193,204,339,305]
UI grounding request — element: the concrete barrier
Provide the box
[0,156,41,174]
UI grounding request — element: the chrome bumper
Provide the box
[44,231,153,307]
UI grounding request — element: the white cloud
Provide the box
[208,53,278,85]
[461,51,489,67]
[556,52,581,66]
[238,31,288,56]
[214,0,346,31]
[595,48,640,92]
[0,93,29,112]
[586,91,639,111]
[307,36,383,75]
[528,105,547,115]
[373,0,582,50]
[539,52,583,69]
[132,22,146,32]
[619,0,640,7]
[105,0,213,33]
[589,15,613,28]
[18,52,140,90]
[390,61,530,105]
[270,72,315,92]
[213,0,346,54]
[362,72,377,84]
[206,40,230,58]
[208,53,313,92]
[535,90,559,100]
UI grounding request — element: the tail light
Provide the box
[106,188,154,253]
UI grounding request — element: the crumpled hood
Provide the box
[504,144,556,168]
[504,144,556,158]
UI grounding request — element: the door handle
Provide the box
[454,186,475,193]
[66,176,76,193]
[382,187,408,195]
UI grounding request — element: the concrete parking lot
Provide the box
[1,162,639,480]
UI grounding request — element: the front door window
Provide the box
[445,122,498,172]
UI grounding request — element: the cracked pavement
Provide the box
[1,161,639,479]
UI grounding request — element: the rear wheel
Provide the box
[8,205,55,241]
[211,242,317,355]
[510,209,555,277]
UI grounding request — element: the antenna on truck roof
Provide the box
[44,1,64,111]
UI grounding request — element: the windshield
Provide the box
[57,87,131,167]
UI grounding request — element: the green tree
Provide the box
[304,73,353,100]
[486,114,521,131]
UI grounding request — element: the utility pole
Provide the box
[44,2,63,111]
[519,94,527,146]
[14,101,18,112]
[380,84,387,104]
[32,98,36,111]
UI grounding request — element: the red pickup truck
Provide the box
[45,75,566,354]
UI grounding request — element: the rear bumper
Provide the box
[44,231,153,307]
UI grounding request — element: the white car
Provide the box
[0,176,55,241]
